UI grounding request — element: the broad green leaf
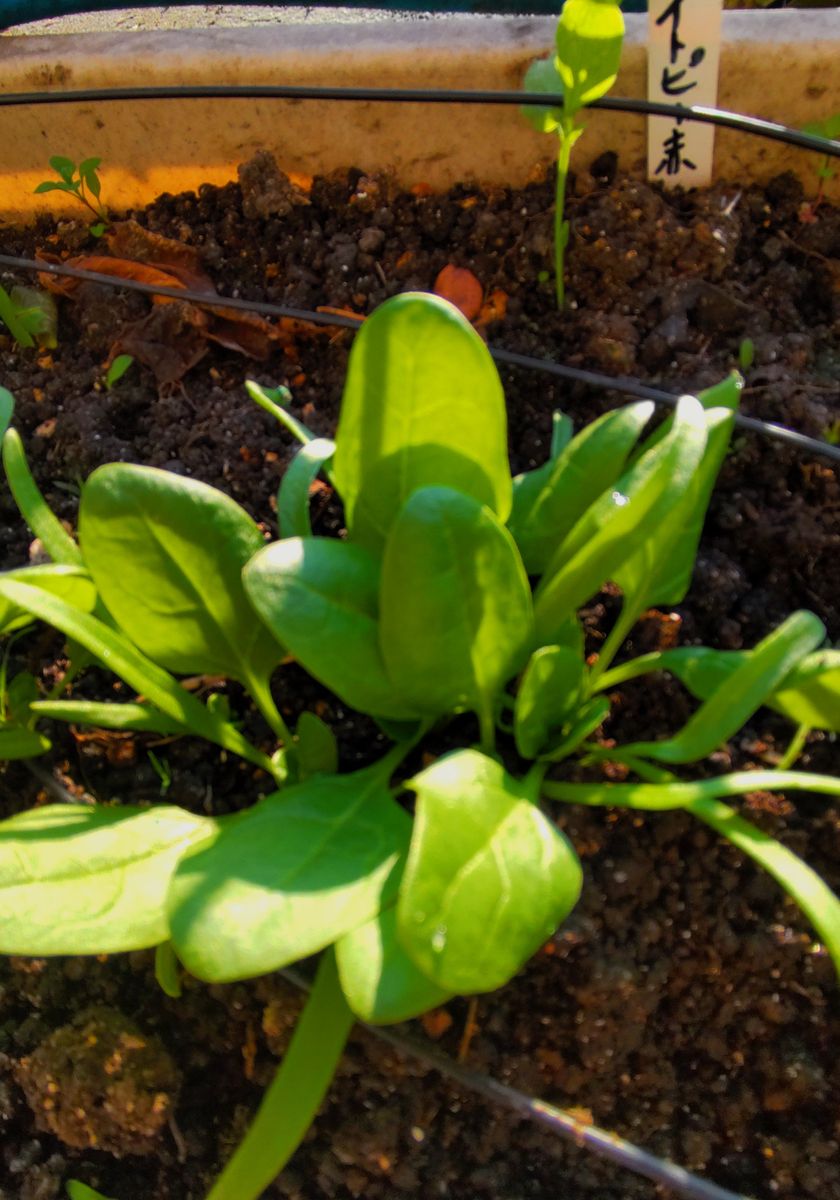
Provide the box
[276,437,335,538]
[556,0,625,114]
[689,796,840,980]
[167,766,410,982]
[534,395,707,643]
[521,55,565,134]
[622,611,825,764]
[509,401,653,574]
[2,429,83,565]
[333,293,511,552]
[514,645,585,758]
[0,565,95,635]
[31,699,186,736]
[398,749,582,993]
[79,464,281,684]
[613,377,740,624]
[0,803,214,955]
[0,388,12,438]
[336,905,452,1024]
[0,579,272,773]
[244,538,418,719]
[380,487,533,728]
[33,181,74,196]
[0,287,34,349]
[296,710,339,778]
[0,725,50,758]
[10,286,58,351]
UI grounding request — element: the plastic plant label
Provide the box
[647,0,723,187]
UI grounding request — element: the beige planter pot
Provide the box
[0,10,838,221]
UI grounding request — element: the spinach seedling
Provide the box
[0,296,838,1200]
[105,353,134,390]
[522,0,624,306]
[34,155,110,234]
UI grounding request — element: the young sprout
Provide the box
[522,0,624,307]
[34,156,110,234]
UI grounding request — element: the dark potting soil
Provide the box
[0,156,838,1200]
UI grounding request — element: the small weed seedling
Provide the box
[0,284,57,350]
[1,296,839,1200]
[34,156,110,235]
[105,353,135,390]
[522,0,624,307]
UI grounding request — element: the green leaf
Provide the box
[296,710,339,778]
[0,803,214,955]
[2,428,83,565]
[10,287,58,351]
[614,377,740,622]
[79,464,281,684]
[34,181,75,196]
[333,293,512,552]
[514,645,585,759]
[0,285,35,349]
[67,1182,115,1200]
[167,766,410,982]
[541,694,610,762]
[49,155,77,183]
[0,579,271,773]
[277,437,335,538]
[556,0,625,115]
[689,796,840,980]
[0,388,13,438]
[244,537,418,720]
[79,157,102,199]
[533,395,707,643]
[380,487,533,729]
[336,905,452,1024]
[509,401,654,574]
[0,725,51,759]
[105,353,134,389]
[622,611,825,764]
[31,699,187,736]
[154,940,182,998]
[0,565,95,636]
[521,55,565,134]
[398,749,582,993]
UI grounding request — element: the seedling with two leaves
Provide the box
[0,295,839,1200]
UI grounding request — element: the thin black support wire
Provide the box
[0,84,839,159]
[2,252,838,467]
[280,966,752,1200]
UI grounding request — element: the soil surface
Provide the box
[0,154,838,1200]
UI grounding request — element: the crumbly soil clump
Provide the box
[0,158,838,1200]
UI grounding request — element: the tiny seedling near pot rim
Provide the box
[34,155,110,235]
[0,295,839,1200]
[521,0,625,307]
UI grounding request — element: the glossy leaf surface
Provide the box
[556,0,625,113]
[168,766,410,982]
[277,437,335,539]
[514,645,584,759]
[0,803,213,954]
[80,464,280,682]
[336,905,452,1024]
[3,428,83,566]
[398,749,582,993]
[0,565,95,635]
[245,537,418,719]
[380,487,533,725]
[333,294,511,551]
[509,401,653,574]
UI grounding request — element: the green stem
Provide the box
[243,668,296,768]
[594,651,665,693]
[587,606,639,688]
[554,129,574,309]
[542,769,840,811]
[776,724,811,771]
[206,949,353,1200]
